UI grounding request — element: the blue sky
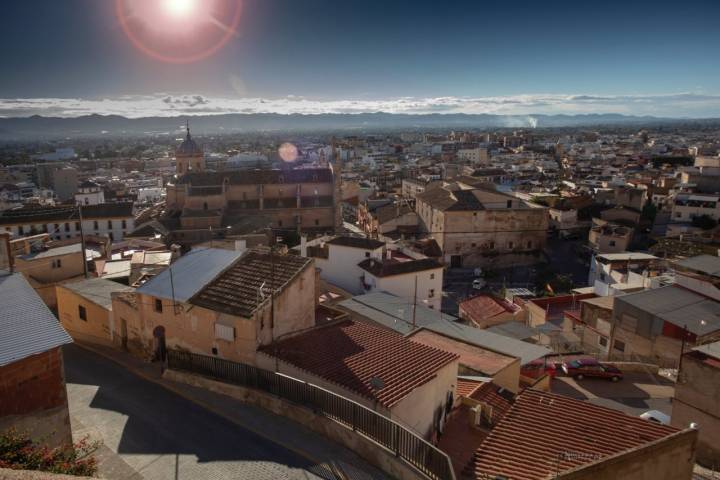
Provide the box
[0,0,719,117]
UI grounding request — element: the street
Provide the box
[63,344,335,480]
[551,371,675,418]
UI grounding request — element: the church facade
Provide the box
[164,125,341,242]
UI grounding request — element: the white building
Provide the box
[672,193,720,222]
[75,181,105,206]
[303,236,385,294]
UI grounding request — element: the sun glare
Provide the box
[162,0,197,19]
[116,0,242,63]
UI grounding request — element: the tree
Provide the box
[691,214,717,230]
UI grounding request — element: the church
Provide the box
[164,124,342,243]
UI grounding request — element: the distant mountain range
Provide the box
[1,112,718,140]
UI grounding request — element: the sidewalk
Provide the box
[75,343,390,480]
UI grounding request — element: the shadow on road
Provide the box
[63,344,333,476]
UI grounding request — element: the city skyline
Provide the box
[1,0,719,118]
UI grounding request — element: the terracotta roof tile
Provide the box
[190,249,311,317]
[260,319,458,408]
[459,295,520,326]
[456,378,483,397]
[464,389,679,480]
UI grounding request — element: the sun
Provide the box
[116,0,243,64]
[161,0,197,19]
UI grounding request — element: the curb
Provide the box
[72,343,346,480]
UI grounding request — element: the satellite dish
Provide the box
[370,376,385,390]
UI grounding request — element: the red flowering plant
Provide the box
[0,428,99,476]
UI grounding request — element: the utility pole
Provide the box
[77,204,88,279]
[678,323,688,376]
[412,275,418,329]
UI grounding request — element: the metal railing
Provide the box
[167,349,456,480]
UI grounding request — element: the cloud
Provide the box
[0,92,718,118]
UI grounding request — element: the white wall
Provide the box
[1,217,134,242]
[364,267,443,310]
[314,243,384,294]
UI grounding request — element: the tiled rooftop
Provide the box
[463,389,679,480]
[190,249,311,317]
[459,294,519,325]
[259,319,458,408]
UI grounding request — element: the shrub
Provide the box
[0,429,99,476]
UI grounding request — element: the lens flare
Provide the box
[115,0,242,64]
[162,0,197,18]
[278,143,299,163]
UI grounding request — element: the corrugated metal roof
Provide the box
[676,255,720,277]
[136,247,242,302]
[339,292,551,364]
[597,252,658,261]
[62,278,134,309]
[485,321,537,341]
[616,286,720,336]
[0,272,72,366]
[693,341,720,361]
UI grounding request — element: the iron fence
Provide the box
[167,349,456,480]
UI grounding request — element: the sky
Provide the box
[0,0,719,118]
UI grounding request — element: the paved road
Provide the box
[63,344,333,480]
[551,371,675,417]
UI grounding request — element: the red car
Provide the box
[561,358,623,381]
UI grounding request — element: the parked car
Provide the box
[561,358,623,381]
[640,410,671,425]
[472,278,486,290]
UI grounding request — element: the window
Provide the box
[18,225,24,235]
[614,340,626,352]
[430,273,435,279]
[508,241,514,249]
[64,223,70,232]
[215,323,235,341]
[75,222,80,230]
[609,240,616,247]
[506,200,512,208]
[315,219,319,225]
[675,212,682,218]
[154,298,163,313]
[489,241,495,249]
[109,232,114,242]
[203,202,208,211]
[598,337,608,347]
[365,251,371,258]
[107,220,112,229]
[78,305,87,321]
[527,240,532,249]
[122,220,127,229]
[278,220,283,227]
[429,289,435,298]
[93,220,99,230]
[471,243,476,248]
[51,259,62,268]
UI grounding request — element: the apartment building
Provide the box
[416,184,548,268]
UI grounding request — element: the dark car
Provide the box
[561,358,623,381]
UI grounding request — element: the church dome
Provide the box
[176,124,202,156]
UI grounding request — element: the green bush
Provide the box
[0,429,99,476]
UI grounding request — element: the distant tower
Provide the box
[176,120,204,175]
